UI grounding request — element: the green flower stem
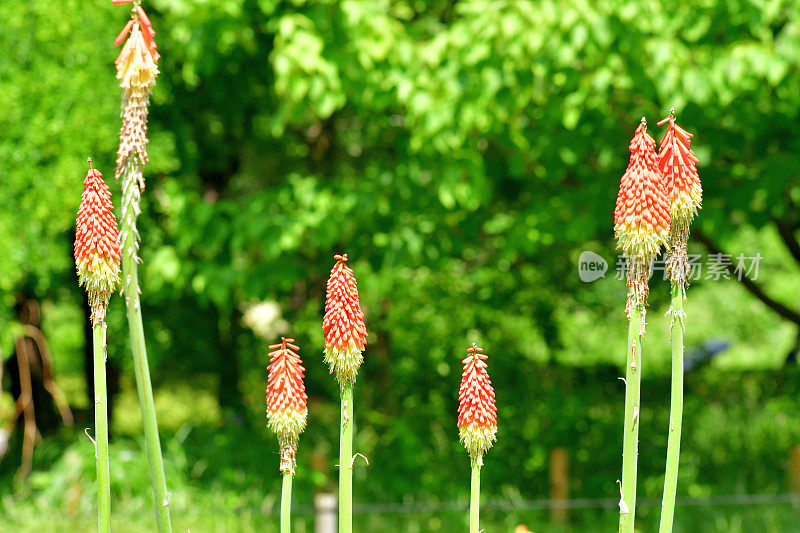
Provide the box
[619,301,643,533]
[659,283,685,533]
[121,212,173,533]
[469,454,482,533]
[281,471,293,533]
[339,385,354,533]
[93,321,111,533]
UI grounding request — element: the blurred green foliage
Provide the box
[2,0,800,530]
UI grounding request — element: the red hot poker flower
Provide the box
[74,160,122,325]
[266,337,308,474]
[458,343,497,458]
[323,254,368,388]
[266,337,309,442]
[114,5,160,184]
[657,112,702,225]
[614,118,671,261]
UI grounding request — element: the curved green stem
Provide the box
[281,471,293,533]
[619,303,642,533]
[93,321,111,533]
[121,201,173,533]
[339,385,354,532]
[659,283,685,532]
[469,454,482,533]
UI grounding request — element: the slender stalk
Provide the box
[469,454,482,533]
[93,322,111,533]
[281,471,293,533]
[659,283,685,532]
[121,214,173,533]
[339,385,354,532]
[619,301,642,533]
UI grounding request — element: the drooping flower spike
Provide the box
[113,1,161,268]
[323,254,368,388]
[614,117,671,262]
[111,5,173,530]
[267,337,308,474]
[113,2,159,185]
[114,4,159,89]
[74,159,122,325]
[458,343,497,459]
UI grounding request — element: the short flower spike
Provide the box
[266,337,308,473]
[323,254,368,388]
[458,343,497,459]
[614,118,671,262]
[74,160,121,325]
[657,110,702,226]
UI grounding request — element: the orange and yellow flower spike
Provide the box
[266,337,309,474]
[658,110,702,227]
[323,254,368,389]
[614,118,671,262]
[657,109,703,286]
[74,159,121,325]
[656,109,703,533]
[458,343,497,533]
[614,118,671,319]
[323,253,368,532]
[74,158,120,533]
[113,2,159,191]
[614,119,668,533]
[457,343,498,459]
[112,5,172,531]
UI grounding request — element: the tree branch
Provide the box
[774,218,800,268]
[694,229,800,326]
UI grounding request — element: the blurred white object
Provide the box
[315,493,337,533]
[0,428,9,458]
[242,301,288,340]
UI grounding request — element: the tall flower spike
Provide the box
[114,4,160,266]
[115,6,159,182]
[266,338,308,474]
[458,344,497,459]
[658,109,702,286]
[614,118,671,319]
[323,254,368,388]
[74,159,122,325]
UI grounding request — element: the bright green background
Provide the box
[2,0,800,531]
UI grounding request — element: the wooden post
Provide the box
[549,448,569,525]
[790,445,800,493]
[314,492,337,533]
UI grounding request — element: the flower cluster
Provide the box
[114,5,159,181]
[323,254,368,388]
[657,110,703,285]
[657,112,702,226]
[74,161,121,325]
[114,5,160,91]
[113,3,161,265]
[614,118,671,262]
[457,344,497,459]
[266,337,308,473]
